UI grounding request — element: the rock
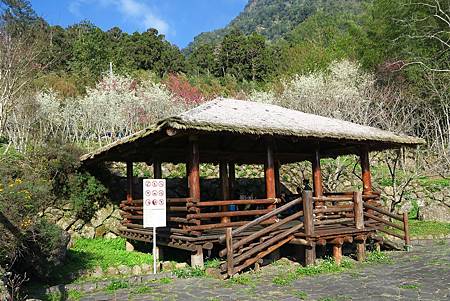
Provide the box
[205,268,222,279]
[141,263,152,274]
[110,208,122,220]
[91,204,114,228]
[90,266,103,278]
[44,208,64,223]
[117,265,131,275]
[70,219,85,231]
[383,186,394,196]
[106,267,119,276]
[419,202,450,222]
[62,203,74,210]
[103,217,121,235]
[126,241,135,252]
[95,225,107,237]
[132,265,142,275]
[104,232,118,239]
[174,262,188,269]
[56,215,77,231]
[161,261,174,271]
[79,224,95,239]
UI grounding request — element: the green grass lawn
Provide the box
[52,237,152,283]
[408,219,450,237]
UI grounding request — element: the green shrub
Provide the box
[68,172,108,221]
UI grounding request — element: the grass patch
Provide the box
[204,258,221,269]
[159,277,172,284]
[399,284,420,290]
[365,251,392,264]
[130,285,153,294]
[272,258,354,286]
[52,238,152,282]
[67,290,85,301]
[229,274,254,286]
[408,220,450,237]
[293,291,308,300]
[173,266,206,278]
[106,280,129,292]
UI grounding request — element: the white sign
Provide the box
[143,179,167,228]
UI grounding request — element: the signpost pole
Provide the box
[153,227,157,274]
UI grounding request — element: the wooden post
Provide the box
[353,191,365,261]
[226,227,234,277]
[126,161,133,204]
[360,146,372,195]
[220,161,230,223]
[302,190,315,265]
[274,160,281,197]
[312,148,323,197]
[403,212,410,250]
[333,243,343,265]
[188,137,200,202]
[229,162,235,198]
[153,159,162,179]
[265,140,276,211]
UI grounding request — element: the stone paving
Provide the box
[80,240,449,301]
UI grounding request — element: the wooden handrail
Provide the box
[187,198,278,207]
[363,203,403,221]
[218,197,303,243]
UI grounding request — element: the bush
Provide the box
[68,172,108,221]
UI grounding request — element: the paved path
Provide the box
[81,240,449,301]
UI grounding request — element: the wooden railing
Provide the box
[217,196,305,277]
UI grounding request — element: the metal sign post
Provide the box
[143,179,167,274]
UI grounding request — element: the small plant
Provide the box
[296,258,354,276]
[399,284,419,290]
[204,258,221,269]
[159,277,172,284]
[67,290,85,301]
[294,291,308,300]
[131,285,153,294]
[173,266,205,278]
[272,272,296,286]
[365,251,392,264]
[229,274,253,286]
[106,280,129,292]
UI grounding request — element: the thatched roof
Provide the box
[81,98,425,164]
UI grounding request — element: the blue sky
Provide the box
[29,0,247,48]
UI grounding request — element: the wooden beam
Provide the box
[360,145,372,195]
[229,162,235,198]
[312,148,323,197]
[188,137,201,202]
[126,161,133,204]
[220,161,230,223]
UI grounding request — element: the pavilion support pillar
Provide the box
[229,162,235,198]
[302,190,316,266]
[360,145,372,195]
[153,159,162,179]
[274,160,281,197]
[312,148,323,198]
[265,139,276,212]
[220,161,230,223]
[191,246,204,268]
[126,161,133,204]
[188,137,201,202]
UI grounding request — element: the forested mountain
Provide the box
[186,0,367,52]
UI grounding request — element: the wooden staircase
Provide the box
[218,197,306,278]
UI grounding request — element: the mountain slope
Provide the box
[186,0,366,51]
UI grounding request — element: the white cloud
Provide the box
[68,0,170,35]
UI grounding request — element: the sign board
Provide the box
[143,179,167,228]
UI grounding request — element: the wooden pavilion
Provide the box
[81,98,424,277]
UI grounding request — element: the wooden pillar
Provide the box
[403,212,410,249]
[153,159,162,179]
[188,137,201,201]
[229,162,235,198]
[360,146,372,195]
[332,241,343,265]
[312,148,323,197]
[226,227,234,277]
[302,190,315,265]
[265,140,276,211]
[353,191,365,261]
[220,161,230,223]
[126,161,133,203]
[274,160,281,197]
